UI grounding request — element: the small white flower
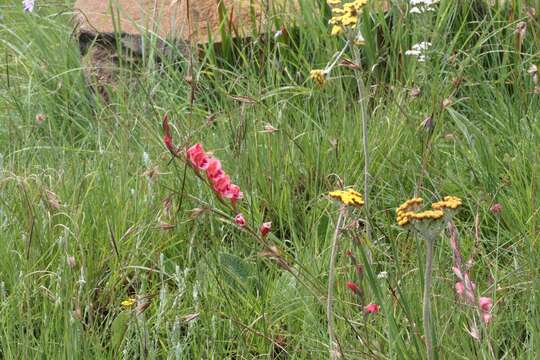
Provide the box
[412,42,432,51]
[405,50,422,57]
[409,0,438,14]
[411,0,438,5]
[23,0,35,12]
[377,271,388,279]
[406,42,432,62]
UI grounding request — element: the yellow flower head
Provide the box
[327,0,368,34]
[329,188,364,207]
[397,196,462,227]
[121,298,136,308]
[397,197,423,213]
[310,69,327,86]
[431,196,462,210]
[331,25,344,36]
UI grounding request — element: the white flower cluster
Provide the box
[409,0,439,14]
[405,41,432,62]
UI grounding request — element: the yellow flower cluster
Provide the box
[329,188,365,207]
[431,196,462,210]
[397,197,456,226]
[397,197,423,212]
[310,69,327,86]
[328,0,369,36]
[121,298,136,308]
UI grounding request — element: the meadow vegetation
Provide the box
[0,0,539,358]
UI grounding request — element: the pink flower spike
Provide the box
[364,303,380,314]
[234,213,246,227]
[260,222,272,238]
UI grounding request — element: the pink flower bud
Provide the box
[260,222,272,237]
[364,303,380,314]
[234,213,246,227]
[490,203,502,215]
[66,255,76,268]
[35,113,46,124]
[162,115,177,155]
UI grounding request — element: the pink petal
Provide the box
[363,303,380,314]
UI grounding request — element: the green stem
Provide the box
[352,46,373,257]
[327,208,346,360]
[423,238,434,360]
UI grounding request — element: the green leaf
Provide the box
[111,311,130,352]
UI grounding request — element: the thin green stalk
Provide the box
[327,207,346,360]
[423,237,435,360]
[352,46,373,255]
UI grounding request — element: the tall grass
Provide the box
[0,0,539,358]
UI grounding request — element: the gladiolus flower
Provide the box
[234,213,246,227]
[212,174,231,194]
[346,280,361,295]
[260,222,272,237]
[206,158,224,180]
[224,184,243,205]
[187,144,209,170]
[186,144,210,170]
[364,303,380,314]
[479,297,493,324]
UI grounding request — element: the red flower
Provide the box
[364,303,380,314]
[260,222,272,237]
[346,280,360,295]
[234,213,246,227]
[212,174,231,194]
[206,158,224,180]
